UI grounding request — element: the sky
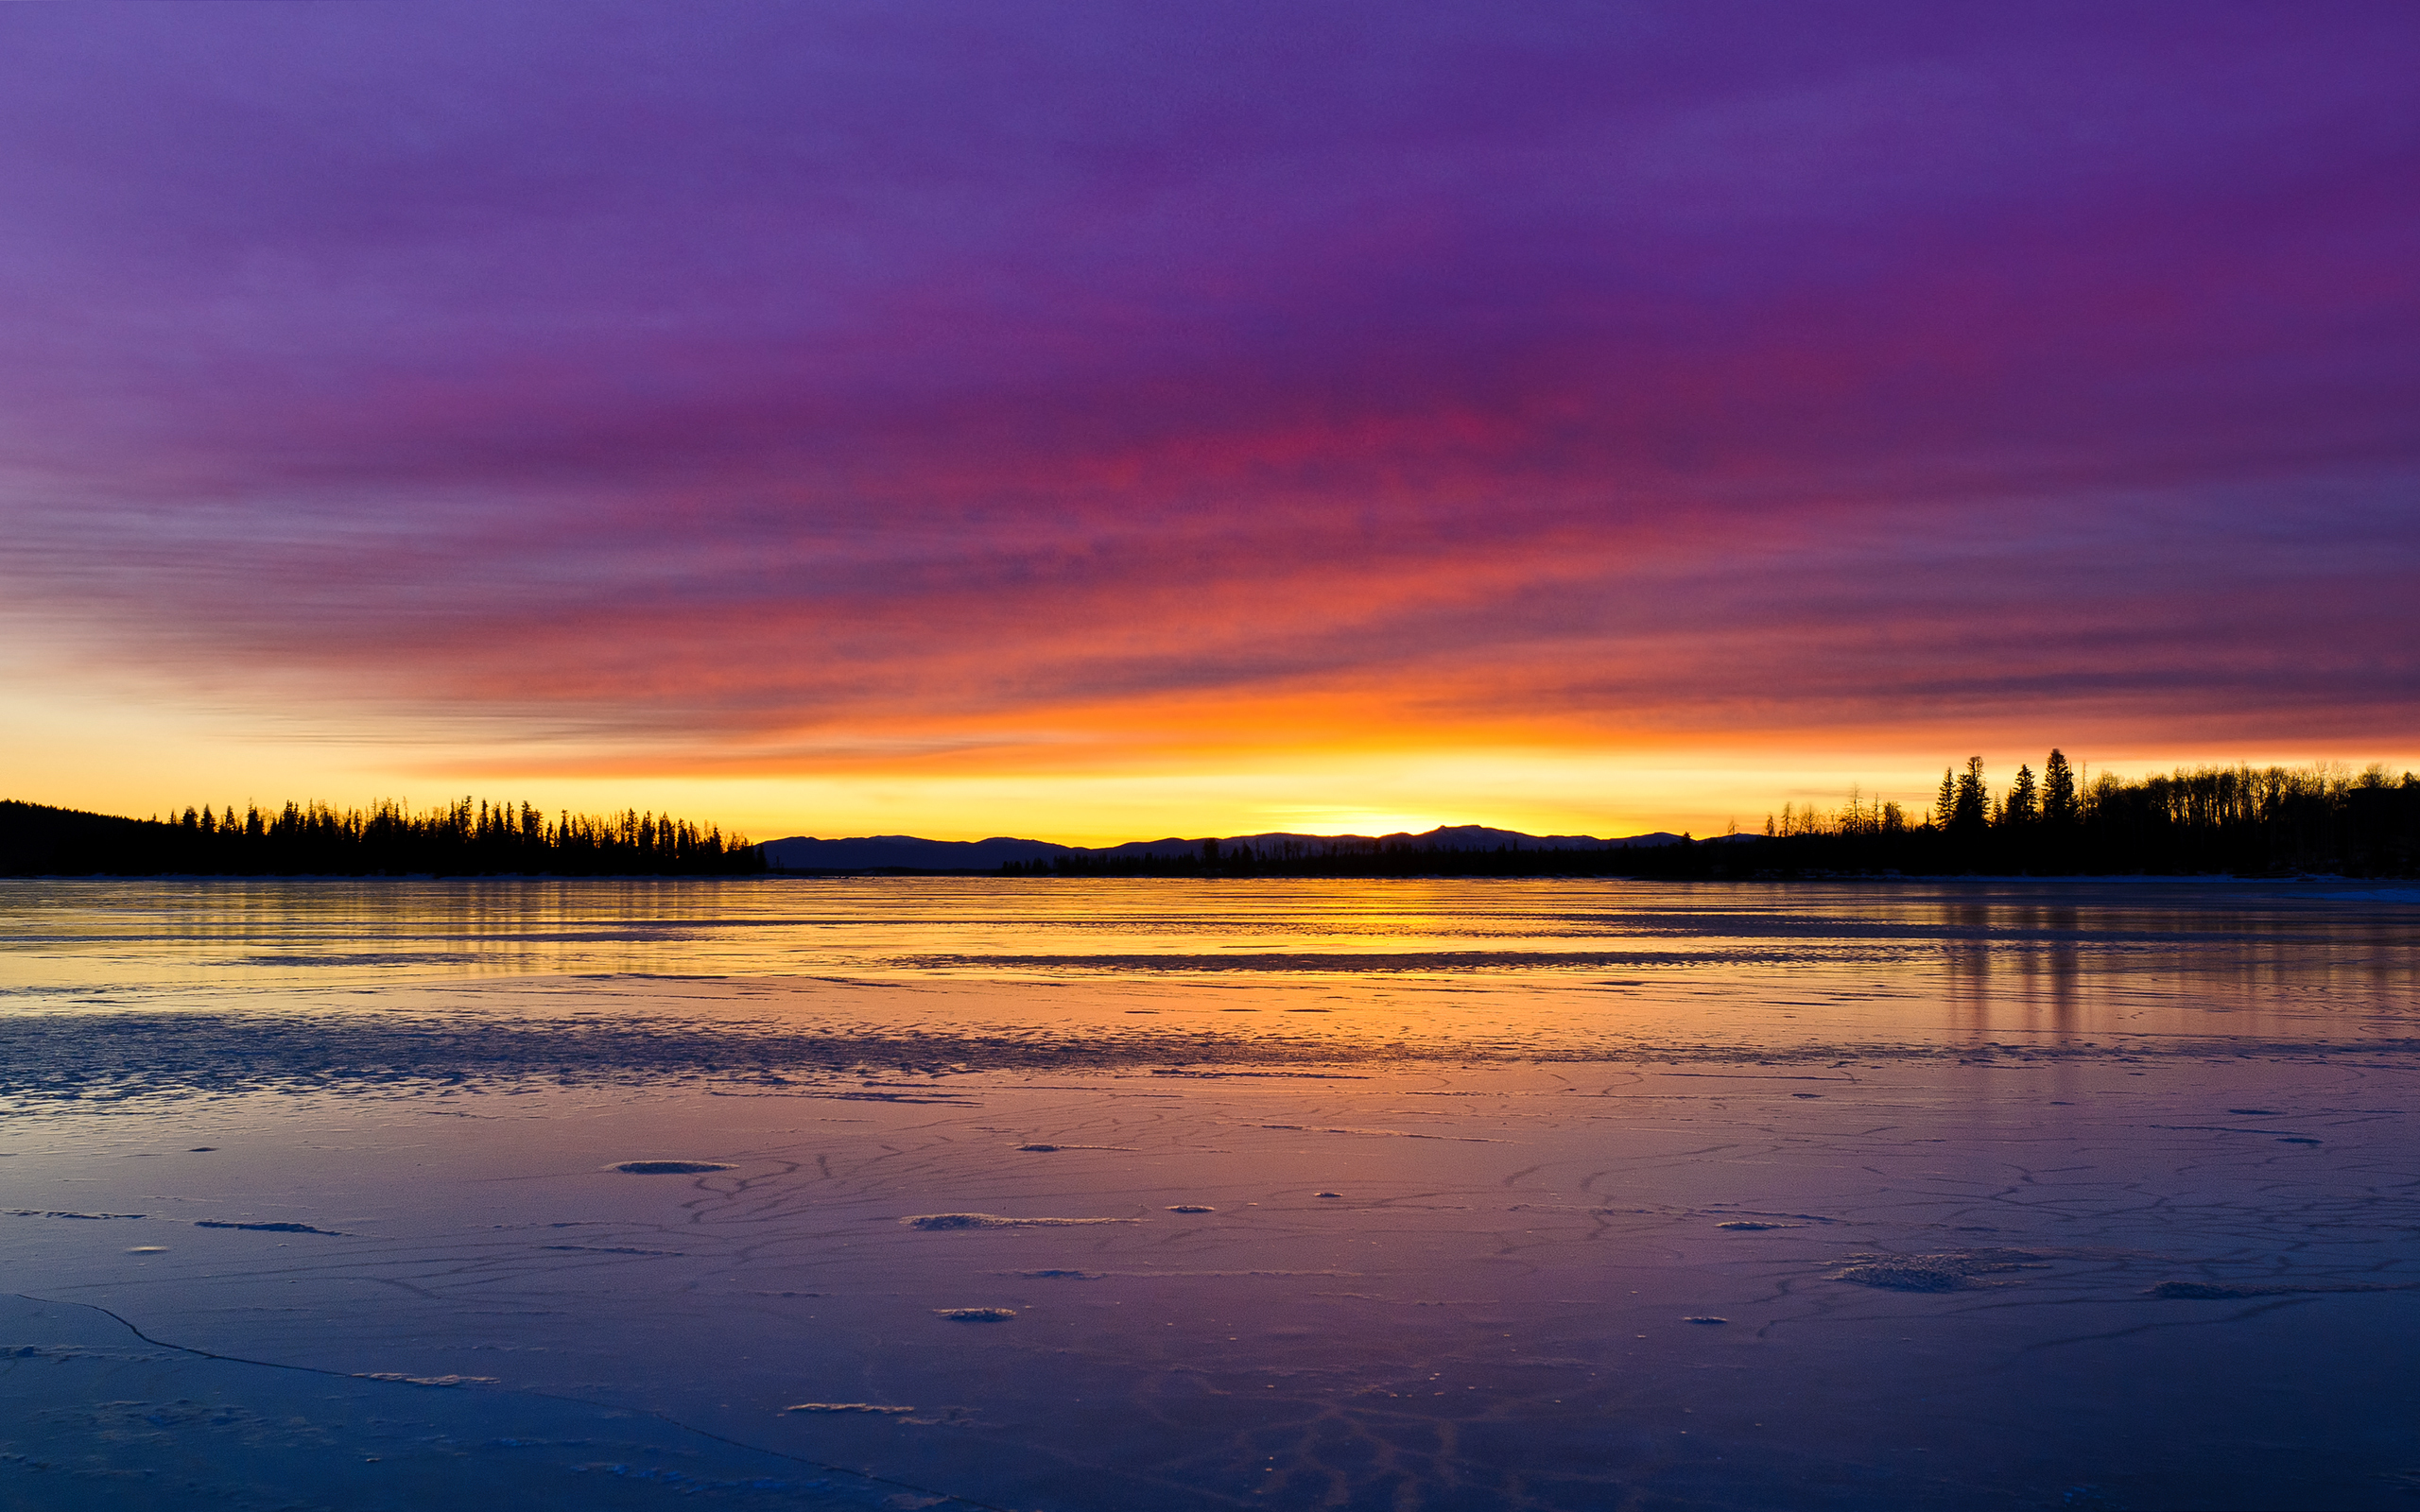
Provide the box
[3,2,2416,844]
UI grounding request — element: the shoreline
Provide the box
[1,868,2410,884]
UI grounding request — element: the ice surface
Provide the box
[0,1294,974,1509]
[3,877,2418,1509]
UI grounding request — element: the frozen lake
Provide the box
[3,877,2417,1509]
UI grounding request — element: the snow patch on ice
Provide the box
[901,1213,1132,1229]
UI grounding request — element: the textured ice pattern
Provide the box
[2,878,2416,1509]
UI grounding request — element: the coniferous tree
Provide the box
[1951,757,1989,833]
[2042,749,2077,826]
[1935,768,1957,828]
[2003,765,2038,826]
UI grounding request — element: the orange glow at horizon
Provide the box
[4,8,2415,845]
[7,666,2412,849]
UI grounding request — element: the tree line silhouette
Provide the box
[0,797,763,876]
[9,751,2414,880]
[1742,752,2418,876]
[1011,752,2418,878]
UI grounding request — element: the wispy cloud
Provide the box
[4,2,2415,826]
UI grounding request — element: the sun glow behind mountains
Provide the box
[2,3,2415,837]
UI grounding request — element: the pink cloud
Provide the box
[3,2,2415,783]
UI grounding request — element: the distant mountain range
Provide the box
[761,824,1735,872]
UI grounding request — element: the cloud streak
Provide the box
[3,2,2416,828]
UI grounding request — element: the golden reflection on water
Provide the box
[3,879,2417,1510]
[1,878,2411,1062]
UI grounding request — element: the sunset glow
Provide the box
[4,4,2414,839]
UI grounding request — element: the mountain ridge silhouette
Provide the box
[762,824,1717,872]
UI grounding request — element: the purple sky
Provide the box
[4,3,2415,835]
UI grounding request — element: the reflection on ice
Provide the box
[2,878,2417,1508]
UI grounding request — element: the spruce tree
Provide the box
[2043,749,2077,826]
[1952,757,1989,832]
[2004,765,2039,826]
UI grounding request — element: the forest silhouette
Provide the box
[4,753,2415,877]
[1011,754,2420,879]
[1711,752,2419,879]
[0,797,760,877]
